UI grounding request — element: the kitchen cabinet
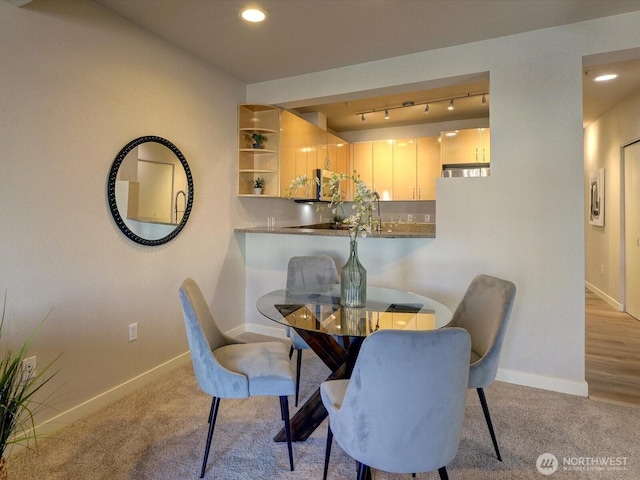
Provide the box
[278,110,296,197]
[393,137,440,201]
[279,110,315,198]
[327,132,351,199]
[352,142,373,191]
[353,137,440,201]
[279,112,353,199]
[373,141,393,200]
[238,104,279,196]
[392,139,417,200]
[416,136,440,200]
[440,127,490,164]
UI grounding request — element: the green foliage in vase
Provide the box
[0,295,59,458]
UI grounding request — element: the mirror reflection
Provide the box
[107,136,193,246]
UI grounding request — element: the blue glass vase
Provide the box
[341,239,366,307]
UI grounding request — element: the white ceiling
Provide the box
[93,0,640,131]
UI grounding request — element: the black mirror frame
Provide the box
[107,135,194,246]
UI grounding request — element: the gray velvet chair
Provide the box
[285,255,339,406]
[179,278,296,478]
[445,273,517,461]
[320,328,471,480]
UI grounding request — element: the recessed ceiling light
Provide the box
[241,8,266,23]
[594,74,618,82]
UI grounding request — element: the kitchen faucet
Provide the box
[373,191,382,232]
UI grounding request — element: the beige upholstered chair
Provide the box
[445,273,517,461]
[321,328,471,480]
[179,278,296,478]
[285,255,339,406]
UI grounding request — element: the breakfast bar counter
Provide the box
[235,222,435,239]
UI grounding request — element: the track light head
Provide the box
[424,103,430,113]
[384,110,390,120]
[361,113,366,122]
[482,94,487,104]
[448,99,454,110]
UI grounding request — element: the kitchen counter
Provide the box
[235,222,435,239]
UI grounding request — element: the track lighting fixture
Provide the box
[354,91,488,120]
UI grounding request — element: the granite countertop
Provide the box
[234,222,436,239]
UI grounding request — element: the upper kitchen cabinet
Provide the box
[352,142,373,191]
[392,139,417,200]
[279,110,317,198]
[416,136,440,200]
[393,137,439,201]
[238,104,280,196]
[373,141,393,200]
[353,137,440,201]
[440,127,490,165]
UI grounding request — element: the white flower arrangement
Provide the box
[287,171,377,240]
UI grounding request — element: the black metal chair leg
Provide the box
[357,462,370,480]
[295,348,302,407]
[289,344,294,359]
[207,396,216,424]
[200,397,220,478]
[438,466,449,480]
[280,396,294,471]
[323,424,333,480]
[477,387,502,461]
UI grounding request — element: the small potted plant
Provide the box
[251,133,266,149]
[252,177,265,194]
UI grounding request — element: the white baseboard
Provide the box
[585,281,624,311]
[12,352,192,457]
[244,322,288,339]
[496,368,589,397]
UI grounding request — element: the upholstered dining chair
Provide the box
[179,278,296,478]
[285,255,339,406]
[321,328,471,480]
[445,273,517,461]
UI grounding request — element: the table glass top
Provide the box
[256,285,452,337]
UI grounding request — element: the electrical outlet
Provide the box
[22,356,36,383]
[128,323,138,342]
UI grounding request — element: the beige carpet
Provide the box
[8,333,640,479]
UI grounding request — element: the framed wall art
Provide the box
[589,168,604,227]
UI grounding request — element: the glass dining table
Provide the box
[257,284,453,442]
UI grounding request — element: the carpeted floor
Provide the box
[7,333,640,479]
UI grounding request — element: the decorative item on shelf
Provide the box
[251,133,266,149]
[252,177,265,195]
[287,172,376,307]
[0,294,59,479]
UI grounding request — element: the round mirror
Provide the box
[107,136,194,246]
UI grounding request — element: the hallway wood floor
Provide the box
[585,289,640,406]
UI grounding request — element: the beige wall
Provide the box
[0,0,249,428]
[584,88,640,308]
